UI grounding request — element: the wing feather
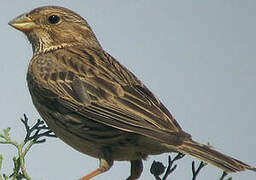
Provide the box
[31,46,191,146]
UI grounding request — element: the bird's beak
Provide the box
[8,14,38,32]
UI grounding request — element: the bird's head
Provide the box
[9,6,101,54]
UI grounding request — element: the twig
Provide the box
[0,155,3,180]
[219,171,228,180]
[219,171,232,180]
[191,161,207,180]
[21,114,56,143]
[162,153,185,180]
[150,153,185,180]
[0,114,56,179]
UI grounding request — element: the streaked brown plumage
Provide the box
[9,6,255,180]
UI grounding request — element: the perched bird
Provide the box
[9,6,255,180]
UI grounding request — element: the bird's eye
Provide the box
[48,15,60,24]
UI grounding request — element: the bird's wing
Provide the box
[34,46,190,145]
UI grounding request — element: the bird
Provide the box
[9,6,255,180]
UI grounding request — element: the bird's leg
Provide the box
[126,160,143,180]
[79,158,113,180]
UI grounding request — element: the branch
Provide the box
[150,153,185,180]
[151,154,233,180]
[0,114,56,179]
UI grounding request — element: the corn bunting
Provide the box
[9,6,256,180]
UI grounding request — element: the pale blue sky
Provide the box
[1,1,256,180]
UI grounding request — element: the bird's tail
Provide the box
[176,139,256,173]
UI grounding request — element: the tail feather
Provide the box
[177,140,256,173]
